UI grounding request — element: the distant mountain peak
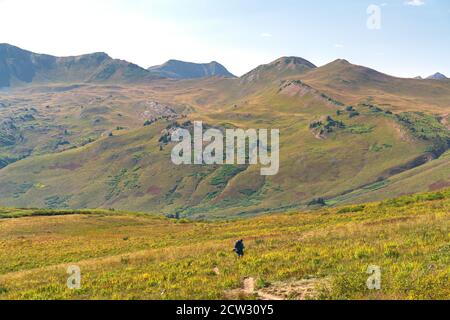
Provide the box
[270,56,317,69]
[0,43,25,50]
[240,56,316,83]
[426,72,447,80]
[0,43,157,88]
[302,58,394,87]
[331,58,351,65]
[81,52,110,59]
[0,43,15,49]
[148,60,236,79]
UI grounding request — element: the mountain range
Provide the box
[1,43,449,89]
[0,43,155,88]
[0,44,235,88]
[0,44,449,218]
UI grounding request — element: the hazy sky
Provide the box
[1,0,449,77]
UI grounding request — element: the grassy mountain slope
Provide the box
[0,188,448,300]
[331,150,450,205]
[0,79,444,218]
[0,83,188,169]
[300,59,450,114]
[0,56,449,217]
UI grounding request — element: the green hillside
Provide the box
[0,56,449,218]
[331,150,450,205]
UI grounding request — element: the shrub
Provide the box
[346,106,355,112]
[308,198,326,206]
[256,278,271,289]
[338,205,365,214]
[346,124,374,134]
[384,244,401,259]
[210,165,246,186]
[348,111,360,118]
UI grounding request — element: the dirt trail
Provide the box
[258,279,325,300]
[257,291,284,301]
[440,113,449,129]
[226,277,326,300]
[243,277,255,294]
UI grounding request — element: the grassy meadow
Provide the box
[0,188,448,300]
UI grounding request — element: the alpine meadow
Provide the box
[0,0,449,303]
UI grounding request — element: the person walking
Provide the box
[234,239,245,258]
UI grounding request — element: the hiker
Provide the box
[234,239,245,258]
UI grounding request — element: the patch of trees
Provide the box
[320,93,345,107]
[336,106,360,118]
[396,112,450,157]
[144,115,182,127]
[360,103,393,116]
[310,116,345,135]
[308,198,326,206]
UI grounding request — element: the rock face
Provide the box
[0,43,155,88]
[148,60,236,79]
[426,72,447,80]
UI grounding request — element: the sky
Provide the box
[0,0,449,77]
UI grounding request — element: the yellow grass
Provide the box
[0,189,448,300]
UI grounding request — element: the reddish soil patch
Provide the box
[50,162,82,170]
[429,180,450,191]
[147,186,162,195]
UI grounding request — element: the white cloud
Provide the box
[0,0,280,75]
[0,0,205,69]
[334,44,344,48]
[405,0,425,6]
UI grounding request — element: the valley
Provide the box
[0,46,449,219]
